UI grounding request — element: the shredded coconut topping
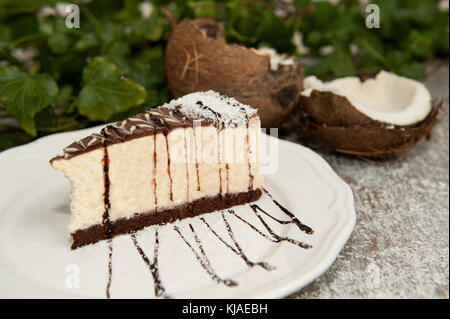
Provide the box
[163,91,257,127]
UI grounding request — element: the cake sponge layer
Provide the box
[71,189,262,249]
[51,148,105,232]
[52,118,262,234]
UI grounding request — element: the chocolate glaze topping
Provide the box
[52,108,189,162]
[51,92,258,163]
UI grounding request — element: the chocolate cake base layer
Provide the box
[71,188,262,249]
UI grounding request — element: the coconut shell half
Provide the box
[164,18,304,128]
[297,90,442,158]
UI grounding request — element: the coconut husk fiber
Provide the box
[164,18,304,128]
[297,90,442,158]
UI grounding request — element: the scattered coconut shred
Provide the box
[163,90,257,127]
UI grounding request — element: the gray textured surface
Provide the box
[286,62,449,299]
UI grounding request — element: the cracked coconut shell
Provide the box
[297,71,441,158]
[164,18,304,128]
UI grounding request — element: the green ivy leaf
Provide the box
[47,33,73,55]
[96,21,124,49]
[113,0,142,22]
[74,33,99,53]
[53,84,74,110]
[256,10,295,53]
[77,57,147,121]
[188,1,217,19]
[0,25,12,44]
[386,50,411,70]
[0,135,14,151]
[329,49,356,77]
[405,30,433,59]
[128,15,166,43]
[125,47,165,90]
[398,62,426,79]
[0,66,58,136]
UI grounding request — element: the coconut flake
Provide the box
[55,3,71,17]
[301,71,432,126]
[37,5,56,19]
[319,45,335,56]
[10,47,37,63]
[256,47,295,71]
[139,1,154,19]
[293,31,309,55]
[163,91,257,127]
[439,0,449,11]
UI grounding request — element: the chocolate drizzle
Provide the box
[217,128,223,195]
[100,189,314,297]
[246,122,254,191]
[131,230,169,298]
[197,100,223,121]
[102,146,113,236]
[231,207,312,249]
[105,239,113,299]
[201,213,274,270]
[174,224,238,287]
[102,142,115,299]
[193,127,201,191]
[163,131,174,201]
[225,164,230,194]
[183,127,190,201]
[153,134,158,212]
[263,189,313,234]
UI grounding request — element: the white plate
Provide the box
[0,127,355,298]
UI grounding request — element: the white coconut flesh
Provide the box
[254,47,295,71]
[301,70,432,126]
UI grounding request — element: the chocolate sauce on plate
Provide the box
[174,224,237,287]
[131,230,169,298]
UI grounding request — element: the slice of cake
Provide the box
[51,91,263,249]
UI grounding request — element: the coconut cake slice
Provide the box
[50,91,263,249]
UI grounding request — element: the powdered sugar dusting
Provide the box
[164,91,257,127]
